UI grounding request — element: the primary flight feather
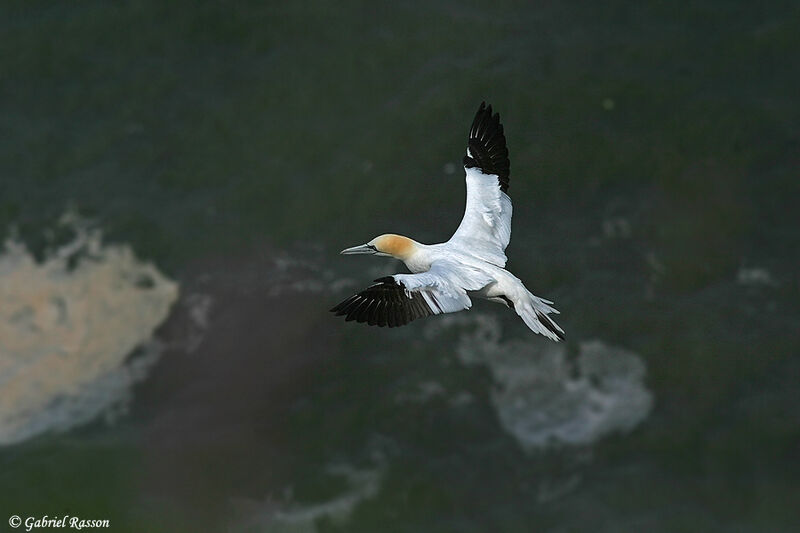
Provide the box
[331,102,565,341]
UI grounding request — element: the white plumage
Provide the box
[332,102,565,341]
[448,166,513,267]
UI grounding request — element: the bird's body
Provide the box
[332,103,565,341]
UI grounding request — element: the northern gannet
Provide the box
[331,102,565,341]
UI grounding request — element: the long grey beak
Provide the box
[340,244,376,255]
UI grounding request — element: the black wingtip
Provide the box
[330,278,434,328]
[463,102,510,192]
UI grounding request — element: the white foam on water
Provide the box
[427,314,653,451]
[602,216,631,239]
[181,292,214,353]
[737,266,777,287]
[232,465,382,533]
[267,249,356,297]
[394,380,446,404]
[0,214,179,445]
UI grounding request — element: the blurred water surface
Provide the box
[1,1,799,532]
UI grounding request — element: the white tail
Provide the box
[514,290,565,341]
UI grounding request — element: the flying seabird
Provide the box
[331,102,565,341]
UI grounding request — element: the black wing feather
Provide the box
[330,277,434,328]
[462,101,510,193]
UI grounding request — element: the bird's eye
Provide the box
[367,244,377,251]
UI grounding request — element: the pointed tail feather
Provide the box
[515,292,565,341]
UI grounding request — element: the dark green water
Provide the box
[1,1,799,531]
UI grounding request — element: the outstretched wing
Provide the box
[330,276,437,327]
[448,102,512,267]
[330,261,492,328]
